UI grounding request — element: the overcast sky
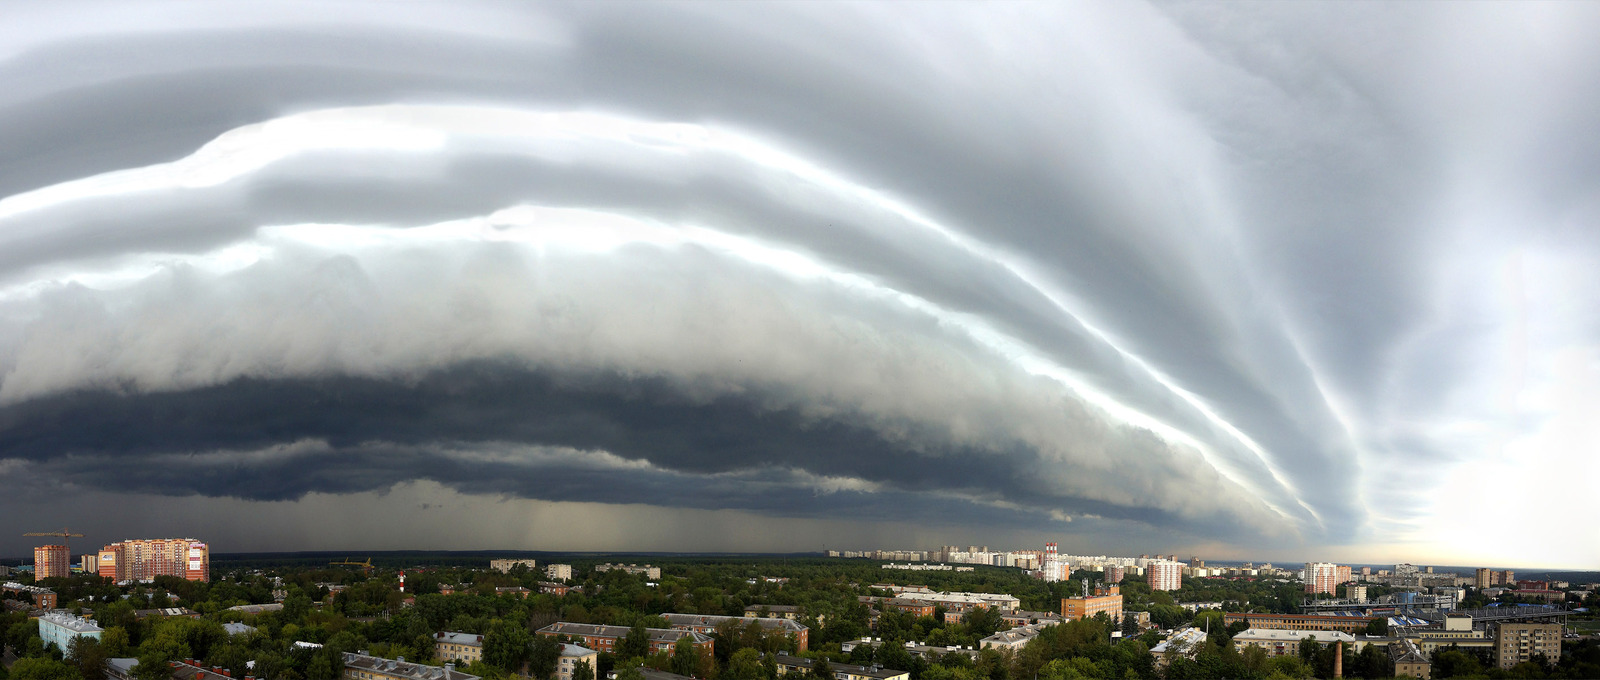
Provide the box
[0,1,1596,569]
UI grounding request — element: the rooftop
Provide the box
[1234,628,1354,643]
[772,654,906,680]
[660,613,806,632]
[538,622,712,644]
[39,610,102,633]
[342,653,479,680]
[434,632,484,647]
[560,644,597,658]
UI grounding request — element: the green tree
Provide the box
[809,656,832,680]
[620,623,651,660]
[573,660,594,680]
[670,638,698,678]
[484,623,534,674]
[529,632,561,680]
[1363,618,1388,636]
[728,649,763,680]
[8,658,81,680]
[614,667,646,680]
[66,637,108,680]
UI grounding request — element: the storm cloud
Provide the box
[1,2,1597,566]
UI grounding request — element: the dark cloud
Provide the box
[0,2,1597,565]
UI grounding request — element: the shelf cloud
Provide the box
[1,1,1597,566]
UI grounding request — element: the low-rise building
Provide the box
[744,604,803,620]
[840,639,976,661]
[2,582,57,610]
[434,632,484,665]
[227,603,284,614]
[1000,611,1061,627]
[1222,612,1376,634]
[343,653,479,680]
[222,623,257,637]
[595,564,661,580]
[556,644,598,680]
[1150,627,1207,668]
[1389,639,1430,679]
[541,582,572,596]
[38,610,102,651]
[1061,585,1122,622]
[537,622,714,656]
[1123,611,1152,630]
[1495,623,1561,670]
[1231,629,1353,658]
[489,559,537,573]
[135,607,200,620]
[980,622,1053,651]
[660,613,808,651]
[495,586,532,599]
[771,654,908,680]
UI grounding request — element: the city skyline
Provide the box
[1,3,1598,569]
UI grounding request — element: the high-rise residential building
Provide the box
[1496,623,1561,669]
[97,539,209,582]
[1042,543,1062,582]
[33,545,70,580]
[1476,568,1493,588]
[1148,560,1182,591]
[80,554,99,575]
[1103,565,1125,584]
[1189,557,1204,568]
[545,564,573,581]
[1304,563,1338,595]
[1336,565,1352,584]
[489,559,537,573]
[1347,585,1368,603]
[1360,567,1371,577]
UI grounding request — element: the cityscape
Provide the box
[1,538,1597,680]
[4,2,1600,680]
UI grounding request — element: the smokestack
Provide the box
[1333,641,1343,678]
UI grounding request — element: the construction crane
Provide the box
[23,527,85,553]
[329,558,374,571]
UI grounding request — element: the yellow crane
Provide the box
[329,558,374,571]
[23,527,85,553]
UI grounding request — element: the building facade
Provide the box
[537,623,714,656]
[545,564,573,581]
[434,632,484,665]
[1222,613,1376,634]
[772,654,909,680]
[1103,565,1125,584]
[343,653,480,680]
[1304,563,1338,595]
[3,582,58,609]
[38,611,103,651]
[594,564,661,579]
[1147,561,1182,591]
[556,644,598,680]
[97,539,209,582]
[1232,629,1353,658]
[34,545,70,580]
[1061,585,1122,622]
[489,559,537,573]
[660,613,808,651]
[1495,623,1561,669]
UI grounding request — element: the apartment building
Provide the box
[1304,563,1338,595]
[660,613,809,651]
[33,545,70,580]
[536,623,713,656]
[38,611,102,651]
[1495,623,1561,670]
[980,622,1053,651]
[556,644,598,680]
[595,564,661,579]
[2,582,57,610]
[545,564,573,581]
[1232,629,1353,657]
[343,653,479,680]
[97,539,209,582]
[433,632,484,665]
[1147,561,1183,591]
[489,559,537,573]
[771,654,909,680]
[1222,613,1376,634]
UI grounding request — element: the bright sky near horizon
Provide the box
[0,2,1596,569]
